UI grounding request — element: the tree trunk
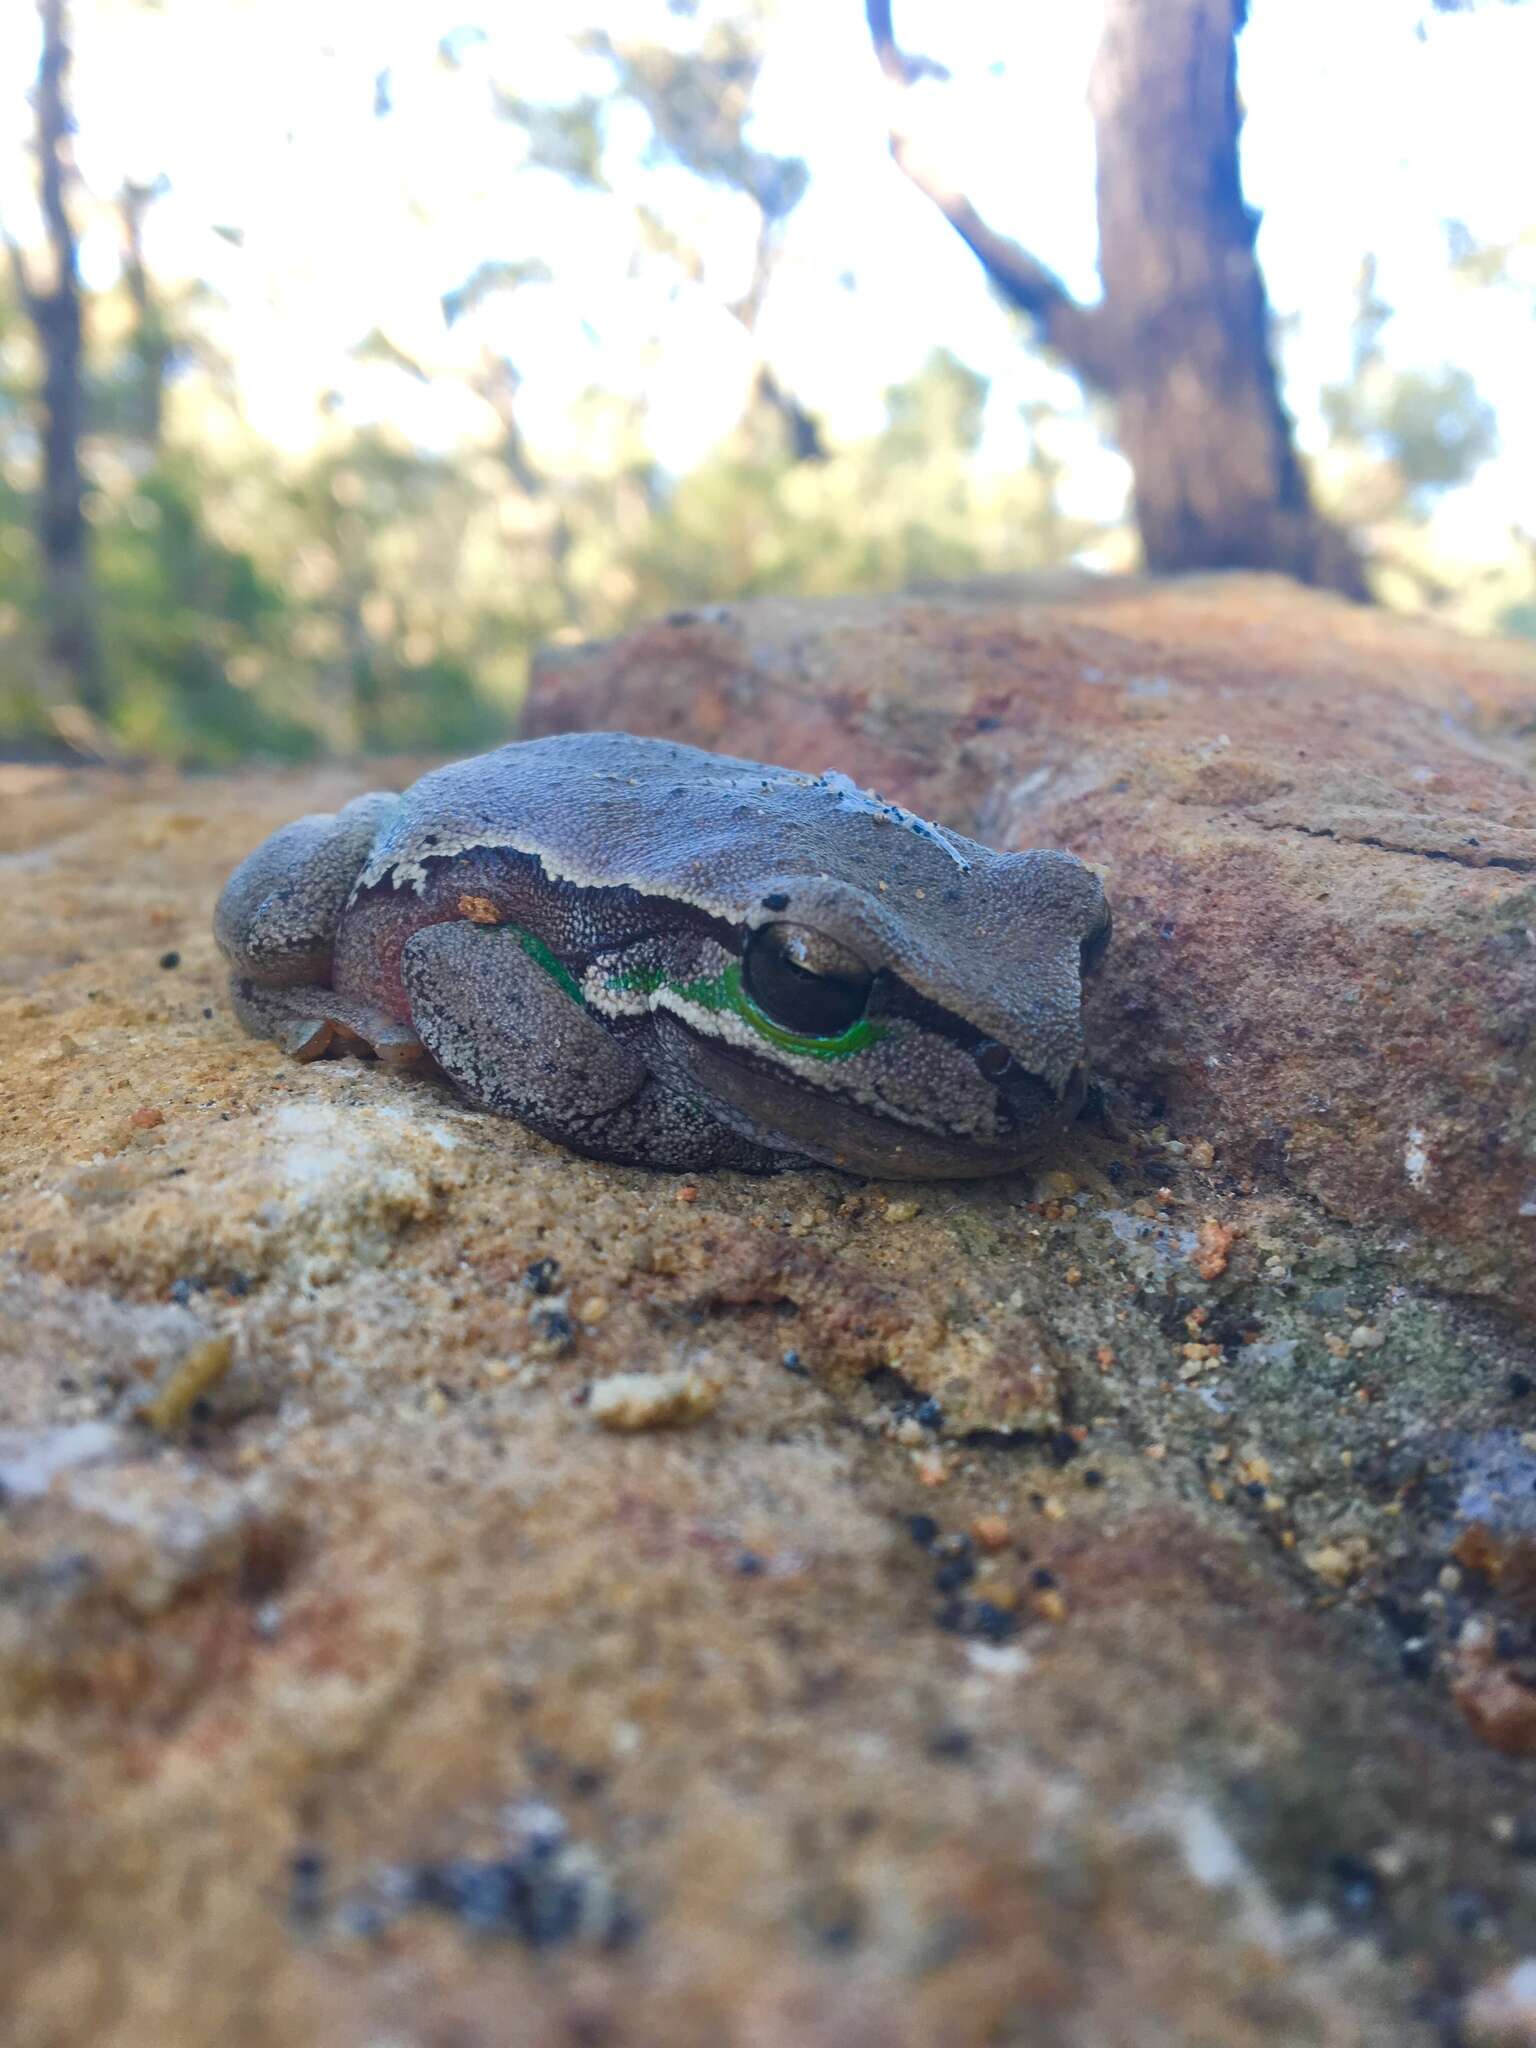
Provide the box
[11,0,108,716]
[1088,0,1365,594]
[119,180,170,450]
[868,0,1368,600]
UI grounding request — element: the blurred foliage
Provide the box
[1313,247,1536,626]
[0,2,1532,761]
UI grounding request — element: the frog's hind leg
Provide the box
[401,920,785,1171]
[216,792,423,1066]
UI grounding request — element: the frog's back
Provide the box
[354,731,993,913]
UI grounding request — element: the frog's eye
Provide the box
[743,922,873,1037]
[1080,906,1112,975]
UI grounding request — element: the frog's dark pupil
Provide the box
[742,923,872,1037]
[761,892,790,912]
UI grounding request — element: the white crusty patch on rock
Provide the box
[1404,1126,1431,1190]
[588,1368,722,1432]
[0,1420,125,1502]
[272,1100,458,1197]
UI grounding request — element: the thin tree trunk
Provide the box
[867,0,1368,599]
[119,179,170,450]
[7,0,107,716]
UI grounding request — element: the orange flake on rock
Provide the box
[456,894,500,924]
[1453,1620,1536,1757]
[1193,1218,1236,1281]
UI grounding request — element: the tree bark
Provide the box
[868,0,1368,599]
[8,0,107,715]
[1087,0,1365,593]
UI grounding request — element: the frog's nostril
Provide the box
[976,1040,1013,1082]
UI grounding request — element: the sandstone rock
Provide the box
[4,580,1536,2048]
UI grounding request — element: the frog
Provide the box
[213,731,1110,1178]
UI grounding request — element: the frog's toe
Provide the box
[230,978,424,1067]
[281,1014,337,1063]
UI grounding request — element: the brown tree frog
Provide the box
[214,732,1109,1177]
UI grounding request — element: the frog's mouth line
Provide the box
[645,1011,1065,1179]
[646,987,1071,1156]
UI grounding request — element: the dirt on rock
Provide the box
[3,574,1536,2048]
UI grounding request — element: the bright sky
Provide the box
[1,0,1532,537]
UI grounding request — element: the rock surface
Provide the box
[3,574,1536,2047]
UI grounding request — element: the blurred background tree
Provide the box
[0,0,1530,761]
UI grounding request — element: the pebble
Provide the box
[589,1369,721,1432]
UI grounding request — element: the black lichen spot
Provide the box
[780,1348,807,1376]
[914,1397,944,1431]
[336,1804,633,1953]
[1399,1638,1435,1681]
[1049,1431,1080,1467]
[529,1306,575,1355]
[288,1847,327,1927]
[801,1884,864,1953]
[906,1513,939,1550]
[933,1556,976,1595]
[1509,1372,1534,1400]
[159,950,181,970]
[523,1257,562,1296]
[936,1597,1020,1644]
[971,1600,1019,1644]
[1445,1887,1491,1934]
[1376,1593,1428,1640]
[413,1856,587,1945]
[925,1726,975,1762]
[735,1550,766,1577]
[1327,1853,1382,1920]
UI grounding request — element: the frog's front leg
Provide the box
[215,792,423,1065]
[401,921,788,1172]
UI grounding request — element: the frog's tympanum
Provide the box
[214,733,1110,1178]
